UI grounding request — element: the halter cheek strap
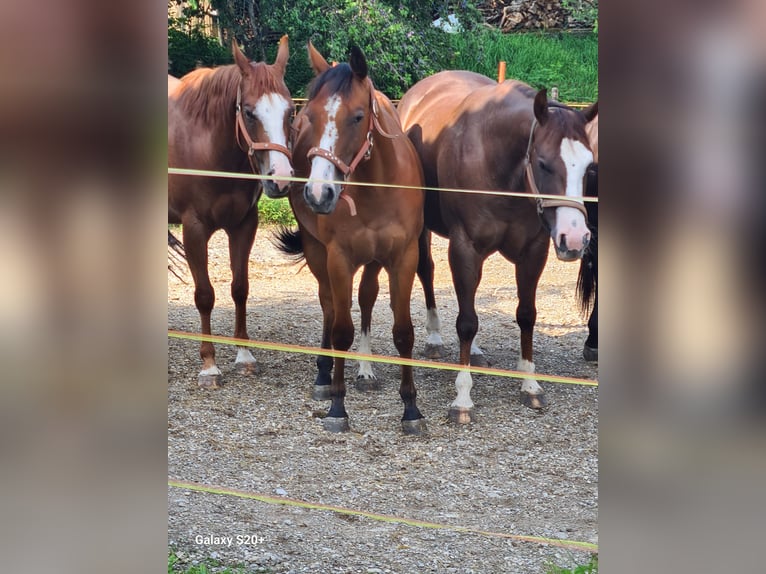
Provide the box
[524,116,588,219]
[235,86,292,174]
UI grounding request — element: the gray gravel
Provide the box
[168,229,598,573]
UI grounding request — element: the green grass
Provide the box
[258,195,296,226]
[448,30,598,102]
[545,553,598,573]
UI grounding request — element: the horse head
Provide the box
[232,35,294,198]
[296,42,377,214]
[527,92,598,261]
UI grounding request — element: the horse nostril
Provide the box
[268,169,275,176]
[323,185,335,201]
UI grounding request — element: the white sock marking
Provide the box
[451,370,474,409]
[357,330,375,380]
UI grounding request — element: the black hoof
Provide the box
[470,353,490,367]
[312,384,331,401]
[355,376,381,392]
[520,391,547,410]
[198,374,223,389]
[233,361,258,375]
[401,418,427,435]
[423,343,445,359]
[448,407,474,424]
[322,416,350,433]
[583,344,598,362]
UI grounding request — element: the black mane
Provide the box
[308,63,355,100]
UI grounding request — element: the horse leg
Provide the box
[447,233,485,424]
[583,289,598,362]
[323,250,355,432]
[417,229,445,359]
[182,219,220,388]
[356,262,382,391]
[514,245,549,409]
[389,243,426,435]
[227,211,259,374]
[301,234,334,400]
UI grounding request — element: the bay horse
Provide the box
[578,112,599,362]
[397,71,598,422]
[275,43,426,434]
[168,36,293,388]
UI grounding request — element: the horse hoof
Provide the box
[448,407,474,424]
[234,361,258,375]
[198,374,223,389]
[583,345,598,362]
[401,418,427,436]
[423,343,445,359]
[520,391,547,410]
[312,384,331,401]
[355,376,381,392]
[322,416,350,433]
[470,353,490,367]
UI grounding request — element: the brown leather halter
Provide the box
[235,86,293,174]
[306,77,398,184]
[524,115,589,219]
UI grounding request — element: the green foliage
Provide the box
[561,0,598,30]
[259,0,480,99]
[447,29,598,102]
[258,196,296,227]
[168,549,269,573]
[545,553,598,574]
[168,7,231,77]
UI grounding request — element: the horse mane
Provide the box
[175,62,285,126]
[308,63,356,99]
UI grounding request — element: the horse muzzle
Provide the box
[551,206,590,261]
[303,182,340,214]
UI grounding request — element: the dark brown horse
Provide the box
[398,71,598,422]
[276,43,426,434]
[578,112,599,362]
[168,36,293,387]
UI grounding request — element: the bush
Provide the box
[168,18,231,77]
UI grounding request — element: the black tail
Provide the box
[168,229,187,281]
[272,226,305,262]
[576,237,597,314]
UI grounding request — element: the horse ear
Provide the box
[307,41,331,76]
[272,35,289,77]
[232,40,251,77]
[583,100,598,123]
[349,46,368,80]
[533,89,549,125]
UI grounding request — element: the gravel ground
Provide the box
[168,228,598,573]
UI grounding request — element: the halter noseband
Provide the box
[235,86,293,174]
[524,115,588,219]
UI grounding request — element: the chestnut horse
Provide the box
[398,71,598,422]
[578,112,599,362]
[276,43,426,434]
[168,36,293,388]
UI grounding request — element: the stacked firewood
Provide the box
[477,0,568,32]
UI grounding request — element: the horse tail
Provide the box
[576,232,597,315]
[168,229,187,281]
[272,226,305,262]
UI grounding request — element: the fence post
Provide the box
[551,86,559,101]
[497,61,506,83]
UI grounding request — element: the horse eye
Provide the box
[538,159,552,174]
[353,113,364,125]
[245,108,256,121]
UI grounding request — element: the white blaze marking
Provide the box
[254,93,292,180]
[451,370,474,409]
[555,137,592,251]
[357,329,376,380]
[308,95,342,202]
[517,357,543,395]
[426,308,443,347]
